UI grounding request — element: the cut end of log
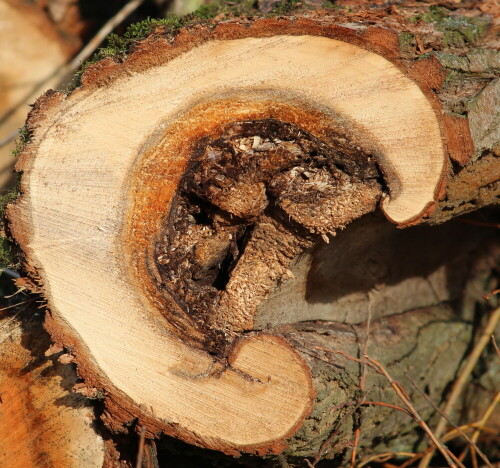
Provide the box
[7,18,457,455]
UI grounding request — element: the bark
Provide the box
[4,1,500,465]
[282,306,474,458]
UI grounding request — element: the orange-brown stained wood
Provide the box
[442,114,476,166]
[0,308,104,468]
[127,97,379,342]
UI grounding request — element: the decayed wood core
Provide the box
[154,119,381,352]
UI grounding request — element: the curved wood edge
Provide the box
[7,91,67,277]
[73,15,478,226]
[43,311,315,456]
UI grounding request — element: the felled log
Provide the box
[0,304,106,467]
[6,1,499,463]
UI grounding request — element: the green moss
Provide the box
[410,5,444,23]
[398,32,416,56]
[421,5,447,23]
[0,191,16,219]
[70,16,192,89]
[0,237,13,270]
[411,5,489,48]
[266,0,301,14]
[0,187,19,270]
[190,3,220,19]
[11,126,32,158]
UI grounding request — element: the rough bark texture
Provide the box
[3,1,500,465]
[284,307,474,458]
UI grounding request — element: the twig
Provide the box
[311,346,376,369]
[419,306,500,468]
[459,391,500,463]
[483,288,500,300]
[0,0,145,132]
[361,401,412,417]
[0,301,34,345]
[447,448,468,468]
[361,400,411,416]
[0,130,20,149]
[143,439,160,468]
[365,355,460,468]
[401,368,492,467]
[310,392,368,466]
[330,400,411,417]
[0,299,34,315]
[67,0,145,74]
[402,428,491,468]
[350,421,361,465]
[471,447,479,468]
[357,451,415,467]
[492,335,500,361]
[400,449,430,468]
[351,295,373,468]
[135,425,147,468]
[442,422,497,441]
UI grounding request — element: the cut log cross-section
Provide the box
[8,9,499,460]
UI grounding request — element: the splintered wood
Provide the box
[158,120,381,344]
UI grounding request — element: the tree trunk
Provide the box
[5,1,499,465]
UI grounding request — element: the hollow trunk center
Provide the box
[154,119,382,352]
